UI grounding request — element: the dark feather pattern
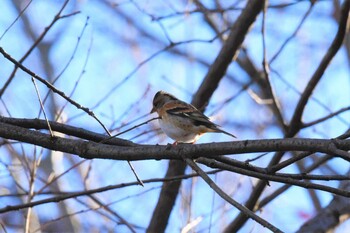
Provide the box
[166,103,222,129]
[152,90,236,139]
[166,107,190,116]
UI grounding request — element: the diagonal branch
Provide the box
[0,47,110,134]
[183,157,283,233]
[198,158,350,197]
[296,170,350,233]
[225,1,350,231]
[147,0,266,231]
[0,0,78,97]
[0,169,221,214]
[191,0,266,108]
[288,0,350,135]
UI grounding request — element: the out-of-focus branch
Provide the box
[0,0,79,97]
[257,154,333,210]
[0,169,221,214]
[226,1,350,231]
[269,2,315,64]
[333,0,350,66]
[148,1,268,230]
[146,160,186,233]
[288,0,350,135]
[261,1,287,131]
[88,195,137,233]
[302,106,350,128]
[191,0,266,108]
[183,157,283,233]
[296,170,350,233]
[0,47,110,134]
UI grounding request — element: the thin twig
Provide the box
[0,0,33,40]
[182,156,283,233]
[198,157,350,197]
[31,77,54,137]
[0,47,109,134]
[270,128,350,173]
[269,1,315,64]
[0,169,222,213]
[89,195,137,233]
[0,0,78,97]
[99,117,160,144]
[257,155,333,210]
[53,16,91,120]
[302,106,350,128]
[90,33,229,110]
[0,46,144,186]
[261,1,286,131]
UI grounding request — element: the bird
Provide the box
[150,90,236,144]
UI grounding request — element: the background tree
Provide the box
[0,0,349,232]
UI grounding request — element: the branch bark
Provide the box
[1,119,350,162]
[147,0,266,231]
[225,0,350,231]
[296,170,350,233]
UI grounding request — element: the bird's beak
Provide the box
[150,107,156,114]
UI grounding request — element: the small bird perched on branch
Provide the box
[150,90,236,144]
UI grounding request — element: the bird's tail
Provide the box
[219,129,236,138]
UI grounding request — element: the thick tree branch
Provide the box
[191,0,265,108]
[0,116,135,146]
[146,160,186,233]
[296,171,350,233]
[226,1,350,231]
[148,0,266,231]
[1,120,350,161]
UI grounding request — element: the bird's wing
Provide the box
[165,101,218,128]
[165,101,236,138]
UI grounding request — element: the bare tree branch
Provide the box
[296,170,350,233]
[0,47,110,134]
[0,169,221,214]
[198,157,350,197]
[225,0,350,230]
[288,0,350,135]
[1,120,350,162]
[183,157,283,233]
[0,0,349,231]
[0,0,78,97]
[148,0,266,230]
